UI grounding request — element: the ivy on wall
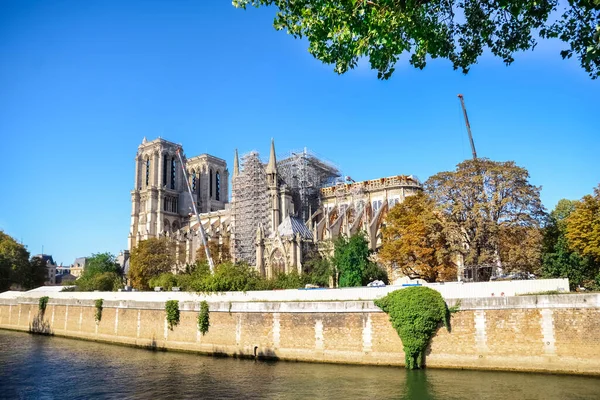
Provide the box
[165,300,180,330]
[198,301,210,335]
[38,296,49,314]
[95,299,103,323]
[375,287,451,369]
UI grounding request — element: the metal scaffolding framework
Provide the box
[231,152,271,265]
[277,148,341,222]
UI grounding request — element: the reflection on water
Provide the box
[0,330,598,399]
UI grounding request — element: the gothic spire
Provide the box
[266,138,277,174]
[233,148,240,178]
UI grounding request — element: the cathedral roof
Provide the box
[277,216,313,240]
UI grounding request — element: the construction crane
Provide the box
[457,94,478,160]
[176,147,215,272]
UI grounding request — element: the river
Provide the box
[0,330,598,399]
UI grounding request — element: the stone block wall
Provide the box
[1,294,599,375]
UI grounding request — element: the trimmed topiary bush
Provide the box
[198,301,210,335]
[165,300,180,330]
[38,296,49,314]
[374,287,450,369]
[95,299,103,323]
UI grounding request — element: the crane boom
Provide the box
[457,94,478,160]
[176,147,215,272]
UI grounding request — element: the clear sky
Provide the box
[1,1,598,265]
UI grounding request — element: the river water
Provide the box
[0,330,598,400]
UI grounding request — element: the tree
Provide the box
[26,256,49,289]
[332,233,388,287]
[129,238,174,290]
[566,185,600,263]
[542,198,599,289]
[380,192,456,282]
[83,253,121,277]
[303,249,334,287]
[0,231,31,291]
[425,158,545,280]
[196,238,231,265]
[74,252,122,292]
[233,0,600,79]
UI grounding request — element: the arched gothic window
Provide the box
[271,249,285,275]
[145,157,150,187]
[192,171,197,191]
[209,169,213,199]
[216,171,220,201]
[170,158,176,190]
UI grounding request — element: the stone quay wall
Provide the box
[0,292,599,375]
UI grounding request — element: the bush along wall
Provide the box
[375,287,450,369]
[165,300,180,330]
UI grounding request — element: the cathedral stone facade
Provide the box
[128,137,422,279]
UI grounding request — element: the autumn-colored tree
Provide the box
[380,192,456,282]
[129,238,174,290]
[196,238,231,265]
[566,185,600,263]
[498,225,543,274]
[426,158,545,280]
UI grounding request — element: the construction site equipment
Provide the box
[277,148,340,222]
[176,147,215,272]
[458,94,478,160]
[231,151,271,264]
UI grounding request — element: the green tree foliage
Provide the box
[426,158,546,280]
[149,261,329,292]
[380,192,456,282]
[566,185,600,263]
[198,301,210,335]
[302,249,334,287]
[75,252,122,291]
[23,256,48,289]
[375,287,449,369]
[165,300,180,330]
[129,238,174,290]
[233,0,600,79]
[0,231,32,291]
[543,198,600,289]
[333,234,388,287]
[195,262,263,292]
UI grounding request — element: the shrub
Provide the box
[375,287,450,369]
[149,273,178,291]
[38,296,49,313]
[165,300,180,330]
[95,299,103,322]
[193,262,262,293]
[76,271,121,292]
[198,301,210,335]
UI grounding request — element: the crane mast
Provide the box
[457,94,478,160]
[176,147,215,272]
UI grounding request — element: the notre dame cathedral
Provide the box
[128,137,422,279]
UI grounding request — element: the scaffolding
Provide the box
[277,148,341,222]
[231,152,271,265]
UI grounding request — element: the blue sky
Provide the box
[0,1,598,265]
